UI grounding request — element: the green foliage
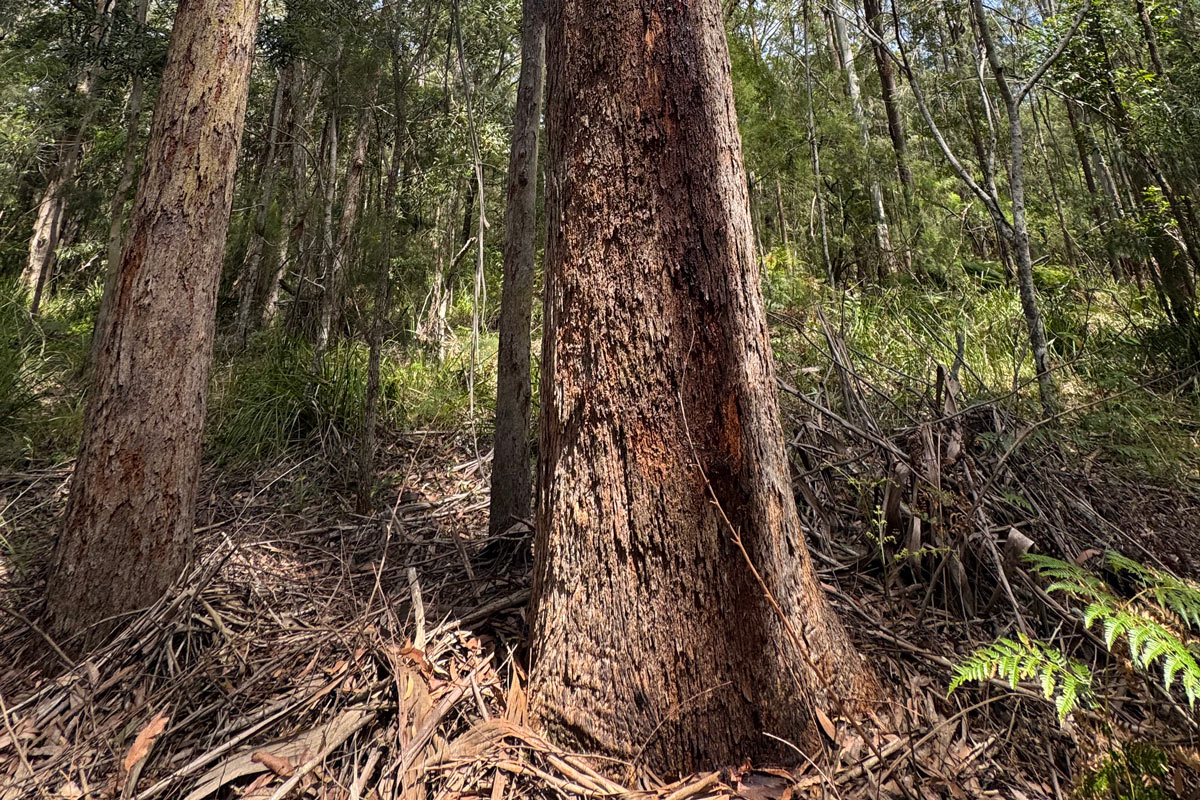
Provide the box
[209,327,495,464]
[0,280,94,465]
[1028,552,1200,707]
[950,632,1093,720]
[952,552,1200,730]
[1079,742,1172,800]
[1106,551,1200,628]
[209,333,371,463]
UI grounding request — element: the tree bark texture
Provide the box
[530,0,878,772]
[47,0,261,643]
[490,0,546,535]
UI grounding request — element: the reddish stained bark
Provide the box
[529,0,879,772]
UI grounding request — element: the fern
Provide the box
[1026,553,1200,708]
[1106,551,1200,630]
[1086,603,1200,707]
[1024,553,1108,601]
[954,553,1200,723]
[949,633,1093,720]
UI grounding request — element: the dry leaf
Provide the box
[251,750,295,777]
[814,708,837,743]
[122,712,170,773]
[56,781,83,799]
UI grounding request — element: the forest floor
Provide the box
[3,290,1200,799]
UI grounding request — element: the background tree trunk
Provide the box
[862,0,912,194]
[831,4,895,280]
[490,0,546,535]
[263,64,321,326]
[235,71,284,346]
[46,0,261,644]
[23,0,116,313]
[530,0,878,771]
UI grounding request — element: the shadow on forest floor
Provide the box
[2,362,1200,798]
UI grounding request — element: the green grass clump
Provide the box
[764,265,1200,486]
[208,333,370,463]
[0,279,96,466]
[208,326,499,463]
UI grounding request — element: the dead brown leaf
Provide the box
[122,712,169,773]
[251,751,295,778]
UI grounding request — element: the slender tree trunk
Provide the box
[531,0,878,770]
[862,0,911,194]
[23,0,116,313]
[968,0,1056,411]
[803,0,834,283]
[490,0,545,535]
[1030,93,1076,269]
[1134,0,1165,78]
[1005,101,1056,410]
[420,191,460,359]
[360,9,425,513]
[774,179,791,255]
[313,85,376,369]
[831,5,895,280]
[307,104,340,345]
[235,72,285,346]
[47,0,260,644]
[263,66,322,326]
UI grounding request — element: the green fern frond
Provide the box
[1081,604,1200,708]
[1025,553,1108,600]
[1107,551,1200,630]
[949,634,1092,720]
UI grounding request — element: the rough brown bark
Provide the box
[530,0,878,771]
[46,0,261,644]
[490,0,546,535]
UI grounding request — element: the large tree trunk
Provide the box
[46,0,260,644]
[489,0,545,535]
[530,0,878,771]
